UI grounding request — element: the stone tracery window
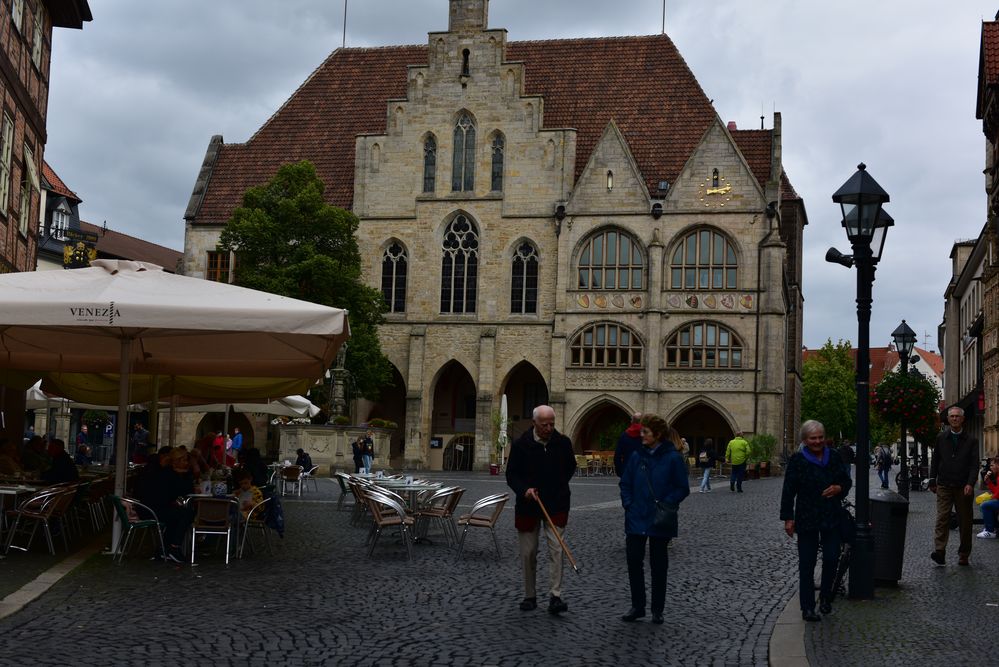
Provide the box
[569,322,643,368]
[669,228,737,290]
[381,242,408,313]
[423,135,437,193]
[577,229,644,290]
[491,133,504,191]
[665,321,743,369]
[511,241,538,314]
[452,113,476,192]
[440,215,478,313]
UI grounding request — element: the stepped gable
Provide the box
[193,35,748,224]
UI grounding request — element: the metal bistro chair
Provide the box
[363,488,415,560]
[455,493,509,562]
[4,488,71,555]
[110,495,166,562]
[238,497,272,558]
[334,472,355,511]
[300,465,320,494]
[414,486,465,546]
[190,497,238,565]
[574,455,589,477]
[280,465,304,497]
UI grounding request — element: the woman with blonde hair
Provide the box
[619,414,690,624]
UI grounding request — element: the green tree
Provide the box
[219,160,392,401]
[801,339,856,443]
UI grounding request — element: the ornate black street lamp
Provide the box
[891,319,918,500]
[825,163,892,600]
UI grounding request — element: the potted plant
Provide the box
[750,434,777,477]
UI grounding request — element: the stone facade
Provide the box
[183,0,805,470]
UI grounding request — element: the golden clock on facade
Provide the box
[698,172,732,207]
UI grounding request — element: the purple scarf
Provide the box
[801,446,830,467]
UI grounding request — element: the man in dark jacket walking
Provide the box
[614,412,643,477]
[929,406,981,567]
[506,405,576,615]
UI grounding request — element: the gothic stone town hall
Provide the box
[182,0,806,471]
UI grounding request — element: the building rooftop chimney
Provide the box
[727,121,737,131]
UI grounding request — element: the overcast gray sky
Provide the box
[45,0,998,351]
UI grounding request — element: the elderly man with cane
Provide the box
[506,404,577,615]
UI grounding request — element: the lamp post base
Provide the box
[848,527,876,599]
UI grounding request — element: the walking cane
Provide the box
[535,495,581,574]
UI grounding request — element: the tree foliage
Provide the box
[801,339,856,444]
[219,160,392,401]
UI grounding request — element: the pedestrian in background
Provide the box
[614,412,643,477]
[351,436,364,473]
[977,458,999,539]
[930,406,980,566]
[725,431,750,492]
[361,430,375,473]
[874,444,892,489]
[697,439,716,493]
[619,414,690,624]
[780,420,851,622]
[506,404,576,616]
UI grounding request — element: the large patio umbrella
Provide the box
[0,259,348,546]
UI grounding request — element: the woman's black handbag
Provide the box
[642,462,678,536]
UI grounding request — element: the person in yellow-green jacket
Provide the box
[725,432,751,493]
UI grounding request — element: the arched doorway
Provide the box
[364,364,407,463]
[670,403,734,457]
[194,411,253,460]
[499,361,549,444]
[571,401,631,454]
[431,361,476,468]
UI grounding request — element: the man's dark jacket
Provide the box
[614,423,642,477]
[505,427,576,520]
[931,428,979,488]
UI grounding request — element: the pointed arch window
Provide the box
[665,321,743,369]
[569,322,643,368]
[423,135,437,193]
[712,168,720,188]
[381,242,408,313]
[441,215,479,313]
[491,134,505,191]
[577,229,644,290]
[511,241,538,314]
[669,228,738,290]
[452,113,476,192]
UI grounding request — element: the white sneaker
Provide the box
[976,530,996,539]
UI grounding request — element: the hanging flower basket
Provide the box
[871,370,941,444]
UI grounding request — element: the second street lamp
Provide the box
[826,162,892,601]
[891,319,918,500]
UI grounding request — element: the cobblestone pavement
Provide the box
[0,472,799,666]
[806,471,999,667]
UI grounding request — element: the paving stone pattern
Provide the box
[0,473,799,666]
[806,472,999,667]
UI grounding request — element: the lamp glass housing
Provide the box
[892,320,917,359]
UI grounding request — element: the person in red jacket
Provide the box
[977,459,999,539]
[614,412,643,477]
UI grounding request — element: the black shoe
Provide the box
[802,610,822,622]
[548,596,568,615]
[819,600,832,615]
[621,607,645,622]
[651,613,664,624]
[737,488,743,493]
[730,484,735,492]
[519,597,537,611]
[930,550,945,567]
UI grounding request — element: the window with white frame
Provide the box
[50,202,70,239]
[18,143,38,236]
[0,113,12,215]
[31,3,43,68]
[12,0,23,33]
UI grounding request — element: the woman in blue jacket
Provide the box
[619,414,690,624]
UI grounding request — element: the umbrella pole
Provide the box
[168,392,177,447]
[111,337,132,554]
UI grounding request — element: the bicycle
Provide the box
[827,499,855,604]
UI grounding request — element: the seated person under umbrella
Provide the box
[42,440,79,484]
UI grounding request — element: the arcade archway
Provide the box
[364,364,407,462]
[431,360,477,467]
[670,403,734,456]
[499,361,549,444]
[571,401,631,454]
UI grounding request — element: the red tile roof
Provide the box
[78,220,183,272]
[802,345,943,388]
[192,35,790,225]
[983,22,999,86]
[41,161,80,202]
[914,346,944,378]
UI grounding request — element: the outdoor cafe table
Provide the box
[370,479,442,511]
[0,484,38,539]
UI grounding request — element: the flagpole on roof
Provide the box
[342,0,348,48]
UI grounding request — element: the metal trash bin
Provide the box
[869,487,909,585]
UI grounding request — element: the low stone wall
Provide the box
[275,425,393,475]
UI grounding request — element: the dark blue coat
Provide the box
[619,441,690,538]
